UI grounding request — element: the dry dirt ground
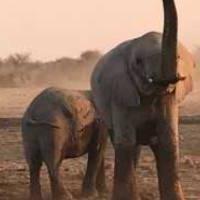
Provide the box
[0,88,200,200]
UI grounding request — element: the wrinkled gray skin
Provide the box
[91,0,194,200]
[22,87,107,200]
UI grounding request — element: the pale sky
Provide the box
[0,0,199,61]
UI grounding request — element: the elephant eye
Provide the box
[136,58,143,66]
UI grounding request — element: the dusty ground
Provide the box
[0,88,200,200]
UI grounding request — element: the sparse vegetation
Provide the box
[0,51,101,88]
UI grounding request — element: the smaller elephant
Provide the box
[22,87,107,200]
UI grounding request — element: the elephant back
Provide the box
[45,87,96,134]
[23,87,96,136]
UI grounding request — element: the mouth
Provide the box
[147,74,186,87]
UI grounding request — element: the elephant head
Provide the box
[91,2,194,129]
[124,0,189,100]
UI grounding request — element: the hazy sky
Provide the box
[0,0,199,61]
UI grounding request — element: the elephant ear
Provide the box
[175,43,195,103]
[112,72,140,107]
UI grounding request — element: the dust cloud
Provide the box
[0,48,199,103]
[0,51,101,90]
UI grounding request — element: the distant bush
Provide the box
[0,51,101,88]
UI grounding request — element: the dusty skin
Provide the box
[0,87,200,200]
[21,88,107,200]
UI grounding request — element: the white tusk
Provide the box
[148,78,153,83]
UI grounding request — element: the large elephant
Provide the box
[21,87,107,200]
[91,0,195,200]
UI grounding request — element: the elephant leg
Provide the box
[28,155,43,200]
[112,143,139,200]
[82,149,99,196]
[151,97,185,200]
[40,130,72,200]
[111,103,140,200]
[96,158,107,194]
[44,153,70,200]
[24,141,43,200]
[151,142,184,200]
[151,97,184,200]
[82,130,107,197]
[47,165,69,200]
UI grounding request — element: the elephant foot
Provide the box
[53,190,73,200]
[163,191,185,200]
[97,183,108,197]
[112,194,140,200]
[29,194,43,200]
[82,186,98,199]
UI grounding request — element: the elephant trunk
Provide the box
[161,0,180,83]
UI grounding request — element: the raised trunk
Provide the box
[161,0,178,81]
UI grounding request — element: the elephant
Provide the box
[21,87,107,200]
[91,0,195,200]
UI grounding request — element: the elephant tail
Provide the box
[24,118,60,129]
